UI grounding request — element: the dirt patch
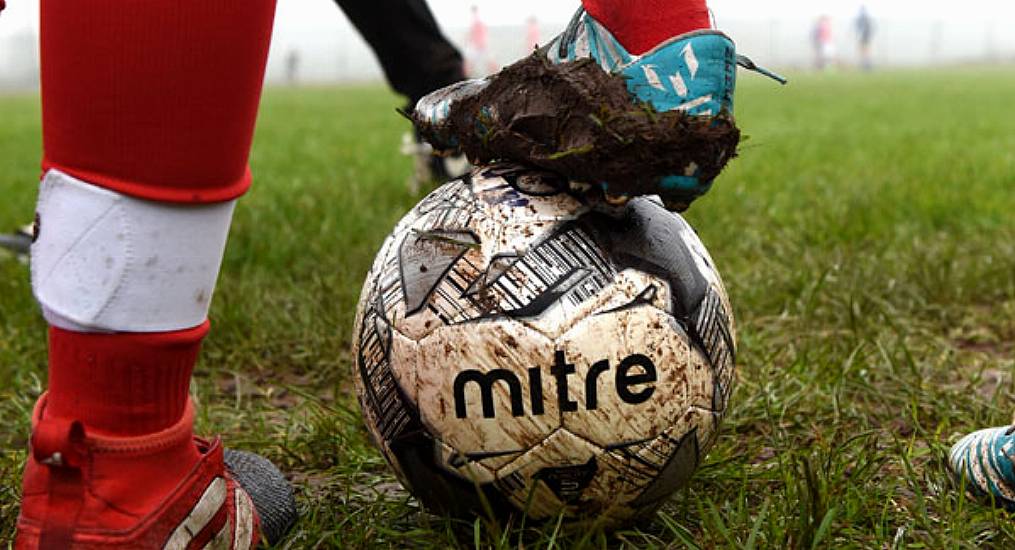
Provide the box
[973,368,1009,400]
[413,54,740,203]
[348,480,409,500]
[953,337,1013,358]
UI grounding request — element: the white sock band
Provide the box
[31,169,236,333]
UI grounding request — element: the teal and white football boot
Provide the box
[414,7,784,211]
[949,426,1015,510]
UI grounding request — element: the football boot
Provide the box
[414,7,784,211]
[16,395,297,549]
[948,425,1015,511]
[0,223,33,257]
[400,131,471,194]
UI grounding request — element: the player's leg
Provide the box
[335,0,464,108]
[17,1,296,547]
[335,0,469,187]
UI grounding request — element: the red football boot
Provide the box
[16,395,297,549]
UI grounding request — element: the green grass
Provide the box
[2,68,1015,548]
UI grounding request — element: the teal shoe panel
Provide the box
[949,427,1015,510]
[619,33,737,115]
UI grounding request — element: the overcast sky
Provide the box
[2,0,1014,87]
[416,0,1011,26]
[5,0,1015,35]
[269,0,1015,30]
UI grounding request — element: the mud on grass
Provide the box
[1,69,1015,548]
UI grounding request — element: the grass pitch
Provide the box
[1,68,1014,548]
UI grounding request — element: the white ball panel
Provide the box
[493,428,601,520]
[521,268,673,339]
[557,307,714,447]
[416,321,560,458]
[470,167,589,224]
[590,406,718,508]
[388,331,420,404]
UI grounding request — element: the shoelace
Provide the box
[736,54,788,85]
[556,7,587,58]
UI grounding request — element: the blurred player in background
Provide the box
[284,48,301,85]
[525,15,541,53]
[465,5,496,77]
[6,0,777,546]
[812,15,836,70]
[854,5,875,71]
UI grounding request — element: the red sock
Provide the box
[581,0,711,55]
[40,0,276,204]
[45,323,209,436]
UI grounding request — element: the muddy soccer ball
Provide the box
[352,164,736,526]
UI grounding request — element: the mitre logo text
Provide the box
[453,350,657,419]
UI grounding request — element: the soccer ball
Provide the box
[352,164,736,526]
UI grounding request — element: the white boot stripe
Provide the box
[163,477,227,550]
[203,522,232,549]
[969,438,990,491]
[232,488,255,550]
[640,65,665,91]
[676,95,712,112]
[669,72,688,97]
[682,43,700,78]
[984,432,1015,501]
